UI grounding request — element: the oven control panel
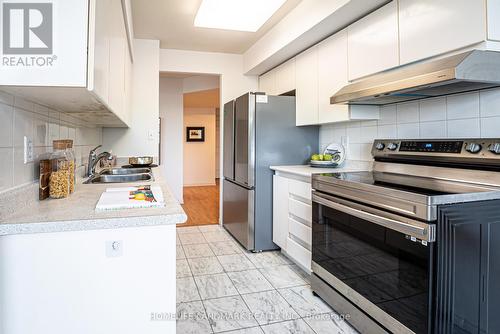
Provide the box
[399,141,463,153]
[372,139,500,160]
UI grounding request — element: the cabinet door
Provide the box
[108,0,126,120]
[275,60,296,95]
[318,30,350,123]
[484,221,500,333]
[348,1,399,80]
[0,0,88,86]
[123,43,133,125]
[259,70,277,95]
[295,46,319,126]
[399,0,486,65]
[272,175,289,249]
[488,0,500,41]
[90,0,111,105]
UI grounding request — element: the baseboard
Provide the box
[184,183,216,187]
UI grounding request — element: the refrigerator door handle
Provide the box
[247,93,256,188]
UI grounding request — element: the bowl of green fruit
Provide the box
[309,143,346,168]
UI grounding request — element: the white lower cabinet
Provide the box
[272,175,289,249]
[272,174,312,271]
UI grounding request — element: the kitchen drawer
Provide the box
[288,178,311,201]
[289,217,311,246]
[288,198,312,223]
[286,236,311,271]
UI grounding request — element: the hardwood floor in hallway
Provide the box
[180,179,220,227]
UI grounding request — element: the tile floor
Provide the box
[176,225,358,334]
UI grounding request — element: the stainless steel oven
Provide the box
[311,138,500,334]
[312,191,435,334]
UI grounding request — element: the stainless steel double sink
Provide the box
[84,167,154,184]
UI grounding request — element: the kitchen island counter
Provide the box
[0,168,180,334]
[0,168,186,236]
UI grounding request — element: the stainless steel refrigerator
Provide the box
[223,92,319,251]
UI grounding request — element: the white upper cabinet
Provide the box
[399,0,487,65]
[318,30,350,123]
[348,1,399,81]
[258,70,277,95]
[318,30,379,124]
[0,0,132,127]
[275,59,296,95]
[107,0,127,122]
[295,46,319,126]
[89,0,111,106]
[0,0,89,87]
[488,0,500,41]
[259,58,295,96]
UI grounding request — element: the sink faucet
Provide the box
[87,145,112,177]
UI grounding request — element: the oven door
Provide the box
[312,191,435,334]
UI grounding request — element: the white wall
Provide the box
[183,108,216,186]
[319,88,500,161]
[102,39,160,158]
[183,75,219,94]
[159,77,184,203]
[159,49,258,105]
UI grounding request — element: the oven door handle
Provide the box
[313,193,435,242]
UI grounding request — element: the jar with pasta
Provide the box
[49,140,71,199]
[64,139,76,193]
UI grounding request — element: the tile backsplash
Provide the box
[320,88,500,161]
[0,90,102,193]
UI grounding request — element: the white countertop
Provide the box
[0,168,187,236]
[270,160,373,178]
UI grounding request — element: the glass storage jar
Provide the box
[64,139,76,193]
[49,140,71,199]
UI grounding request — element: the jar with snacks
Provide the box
[49,140,71,199]
[64,139,76,193]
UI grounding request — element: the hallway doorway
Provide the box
[182,88,220,226]
[159,73,221,227]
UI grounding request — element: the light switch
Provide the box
[147,130,155,141]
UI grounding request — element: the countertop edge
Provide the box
[0,213,188,236]
[270,161,374,177]
[0,168,187,236]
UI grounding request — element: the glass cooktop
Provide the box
[317,171,458,197]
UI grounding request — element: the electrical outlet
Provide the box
[106,240,123,258]
[23,136,34,164]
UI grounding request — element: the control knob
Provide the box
[488,143,500,154]
[375,143,385,150]
[387,142,398,151]
[465,142,482,154]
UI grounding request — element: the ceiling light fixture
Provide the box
[194,0,287,32]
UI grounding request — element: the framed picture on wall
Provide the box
[186,127,205,142]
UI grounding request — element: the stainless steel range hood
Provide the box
[331,50,500,105]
